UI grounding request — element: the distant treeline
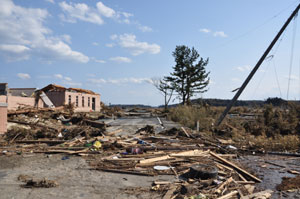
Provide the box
[109,104,153,109]
[109,97,299,108]
[192,97,299,107]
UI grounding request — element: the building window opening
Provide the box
[88,97,90,107]
[68,95,71,105]
[76,96,78,107]
[82,96,85,107]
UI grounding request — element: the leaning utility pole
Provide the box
[216,3,300,126]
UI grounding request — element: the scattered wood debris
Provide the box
[0,108,274,198]
[18,175,58,188]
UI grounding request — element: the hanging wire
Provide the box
[251,57,273,98]
[251,30,287,98]
[210,0,299,51]
[273,59,282,97]
[287,15,298,100]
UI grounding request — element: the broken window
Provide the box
[88,97,90,107]
[68,95,71,105]
[82,96,84,107]
[76,96,78,107]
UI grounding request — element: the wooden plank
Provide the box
[217,190,238,199]
[215,162,234,171]
[83,119,105,129]
[215,177,233,194]
[16,140,65,144]
[181,127,190,138]
[210,151,262,183]
[242,189,273,199]
[139,155,170,164]
[163,185,177,199]
[95,168,155,176]
[139,150,204,165]
[235,181,255,184]
[105,129,122,136]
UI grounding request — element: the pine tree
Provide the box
[165,45,210,105]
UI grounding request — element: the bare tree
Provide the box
[152,78,174,111]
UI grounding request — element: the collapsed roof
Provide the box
[41,84,98,95]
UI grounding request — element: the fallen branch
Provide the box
[210,151,262,183]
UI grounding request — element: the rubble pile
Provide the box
[0,107,278,198]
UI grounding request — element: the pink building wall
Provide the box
[0,95,43,110]
[0,103,7,134]
[65,91,101,112]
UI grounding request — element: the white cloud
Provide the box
[112,34,160,56]
[64,77,72,81]
[59,1,133,25]
[122,12,133,18]
[200,28,228,38]
[88,77,152,85]
[61,34,71,44]
[88,78,107,84]
[17,73,31,80]
[54,74,81,86]
[91,57,106,63]
[59,1,104,25]
[0,0,89,63]
[95,59,106,63]
[54,74,72,81]
[45,0,54,4]
[106,43,115,48]
[110,34,118,40]
[214,31,228,38]
[110,56,131,63]
[96,2,116,18]
[236,65,252,72]
[54,74,63,79]
[92,42,99,46]
[0,44,30,61]
[0,44,30,53]
[199,28,211,33]
[138,25,153,32]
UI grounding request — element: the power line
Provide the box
[211,0,299,51]
[287,16,298,99]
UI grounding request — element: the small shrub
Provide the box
[167,105,215,131]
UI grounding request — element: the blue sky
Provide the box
[1,0,300,106]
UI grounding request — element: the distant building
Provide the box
[8,88,36,97]
[0,84,43,110]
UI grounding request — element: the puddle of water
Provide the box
[239,155,300,198]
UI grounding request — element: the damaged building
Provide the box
[0,83,101,112]
[41,84,101,112]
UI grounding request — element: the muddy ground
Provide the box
[239,155,300,198]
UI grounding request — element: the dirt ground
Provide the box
[0,153,176,199]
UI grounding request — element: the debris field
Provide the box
[0,106,299,199]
